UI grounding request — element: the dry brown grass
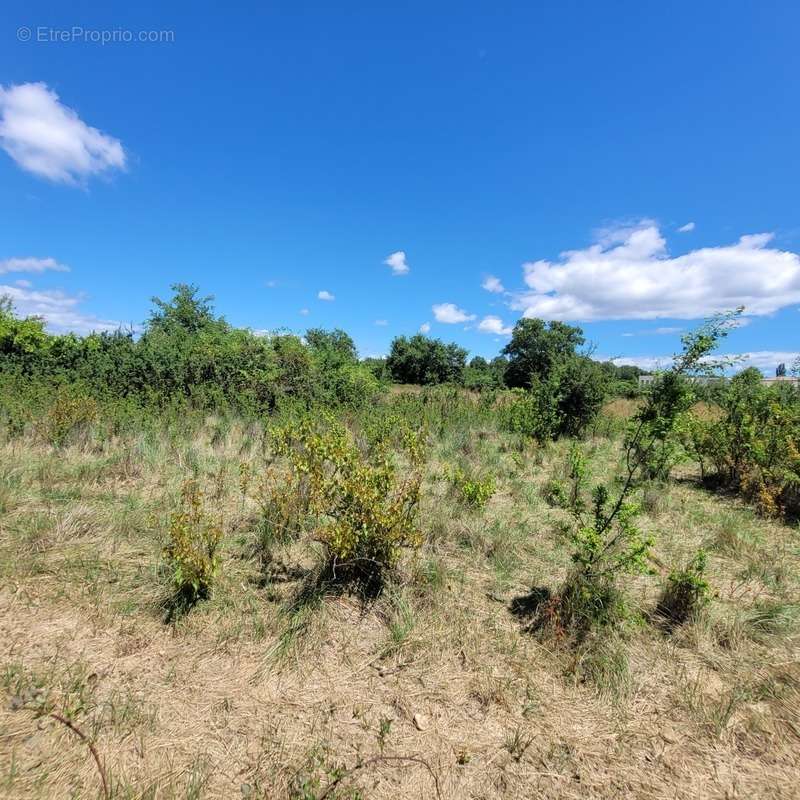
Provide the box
[1,418,799,799]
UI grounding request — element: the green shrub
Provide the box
[656,549,711,625]
[684,370,800,518]
[543,478,569,508]
[270,415,426,590]
[40,386,98,447]
[443,464,496,508]
[163,479,223,603]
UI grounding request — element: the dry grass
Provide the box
[1,416,799,799]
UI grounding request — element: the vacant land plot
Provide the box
[1,407,798,800]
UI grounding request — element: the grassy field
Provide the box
[1,403,799,799]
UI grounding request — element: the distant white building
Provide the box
[637,374,723,386]
[638,374,798,387]
[762,376,799,386]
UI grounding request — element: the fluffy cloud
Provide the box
[0,256,69,274]
[0,283,123,334]
[299,308,310,315]
[432,302,475,324]
[374,319,388,326]
[0,82,126,184]
[419,322,431,334]
[482,275,505,293]
[317,290,335,301]
[510,222,800,321]
[609,351,800,376]
[384,251,410,276]
[623,325,684,337]
[654,326,683,335]
[678,222,696,233]
[478,315,513,335]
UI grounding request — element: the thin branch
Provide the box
[49,712,110,800]
[317,754,442,800]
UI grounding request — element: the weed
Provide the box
[163,479,223,608]
[443,463,496,509]
[504,727,533,762]
[656,549,711,626]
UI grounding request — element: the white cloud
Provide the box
[299,308,310,315]
[608,351,800,376]
[384,251,410,276]
[15,279,32,288]
[478,315,513,335]
[317,290,335,301]
[419,322,431,334]
[678,222,696,233]
[482,275,505,293]
[624,325,684,337]
[0,256,69,274]
[511,222,800,321]
[374,319,388,326]
[432,302,475,324]
[0,283,123,334]
[653,326,683,335]
[0,82,126,184]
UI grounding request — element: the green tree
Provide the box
[0,297,50,369]
[386,334,466,385]
[503,319,585,389]
[306,328,357,369]
[147,283,221,335]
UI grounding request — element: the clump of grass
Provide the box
[738,600,800,642]
[571,633,631,699]
[383,590,416,656]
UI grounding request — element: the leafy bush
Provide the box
[497,357,606,441]
[564,485,654,623]
[498,387,560,441]
[270,415,426,590]
[543,444,587,513]
[163,479,223,603]
[656,549,711,625]
[629,311,741,481]
[685,369,800,518]
[543,478,568,508]
[443,464,496,508]
[40,386,98,447]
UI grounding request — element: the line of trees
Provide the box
[1,284,645,416]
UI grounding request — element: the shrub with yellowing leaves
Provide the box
[163,479,222,602]
[270,414,426,587]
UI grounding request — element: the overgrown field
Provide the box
[1,388,799,800]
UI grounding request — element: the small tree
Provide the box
[548,310,739,635]
[776,362,787,377]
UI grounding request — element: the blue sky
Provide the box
[1,1,799,372]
